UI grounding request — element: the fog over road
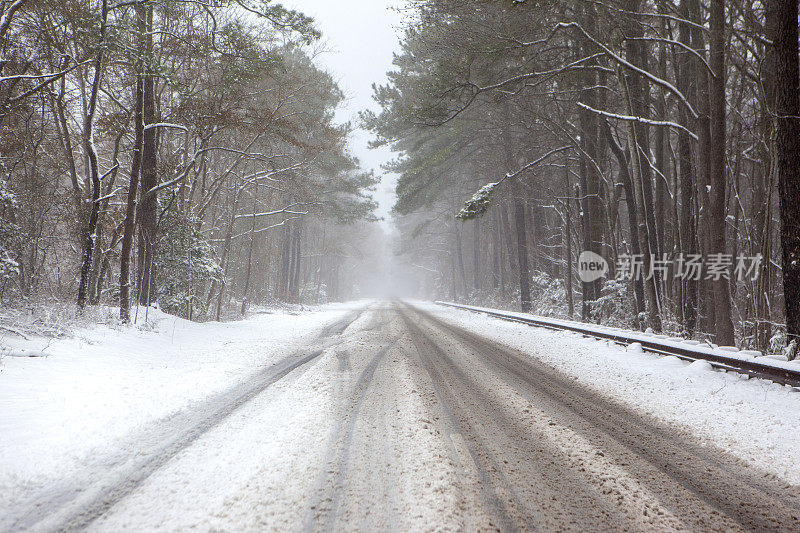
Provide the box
[7,302,800,532]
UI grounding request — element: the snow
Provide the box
[4,299,799,529]
[74,305,457,531]
[85,346,337,531]
[436,301,800,375]
[0,301,365,516]
[423,301,800,487]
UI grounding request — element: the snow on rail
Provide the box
[435,301,800,388]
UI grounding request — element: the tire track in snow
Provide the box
[304,333,400,532]
[399,306,533,533]
[5,309,365,533]
[411,302,800,531]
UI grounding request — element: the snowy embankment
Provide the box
[423,301,800,487]
[0,302,363,508]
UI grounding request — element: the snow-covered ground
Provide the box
[4,299,799,530]
[2,302,460,531]
[436,301,800,374]
[85,306,459,532]
[0,301,365,517]
[420,301,800,487]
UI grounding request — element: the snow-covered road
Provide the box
[3,301,800,531]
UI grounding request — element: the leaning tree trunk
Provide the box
[622,74,662,332]
[603,121,644,327]
[772,0,800,357]
[77,0,108,311]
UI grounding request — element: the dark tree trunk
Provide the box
[77,152,101,310]
[473,218,481,291]
[676,0,699,335]
[564,160,575,319]
[577,7,604,314]
[455,224,467,296]
[279,222,291,300]
[76,0,108,311]
[499,200,516,287]
[241,194,258,315]
[290,221,302,301]
[654,18,668,264]
[450,231,458,300]
[623,0,662,331]
[513,189,531,312]
[578,150,593,320]
[755,0,778,351]
[491,208,501,290]
[772,0,800,355]
[501,102,530,310]
[688,0,715,334]
[137,4,158,307]
[708,0,735,345]
[119,20,147,322]
[603,121,644,326]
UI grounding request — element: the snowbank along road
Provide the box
[4,301,800,531]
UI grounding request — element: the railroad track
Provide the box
[435,301,800,389]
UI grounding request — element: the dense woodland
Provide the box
[0,0,379,322]
[3,0,800,359]
[369,0,800,355]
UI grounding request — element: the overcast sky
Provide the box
[281,0,406,229]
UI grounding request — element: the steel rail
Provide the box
[434,301,800,389]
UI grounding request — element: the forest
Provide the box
[0,0,381,324]
[367,0,800,356]
[2,0,800,359]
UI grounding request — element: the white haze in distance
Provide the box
[282,0,406,232]
[280,1,424,300]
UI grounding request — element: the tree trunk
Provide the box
[455,224,467,296]
[564,160,575,319]
[603,121,644,327]
[279,222,291,300]
[623,1,663,331]
[76,0,108,311]
[577,8,604,314]
[120,56,144,322]
[513,189,531,312]
[622,72,662,332]
[290,220,302,301]
[708,0,735,345]
[491,208,501,290]
[772,0,800,355]
[241,193,257,315]
[137,4,158,307]
[473,218,481,291]
[676,0,699,335]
